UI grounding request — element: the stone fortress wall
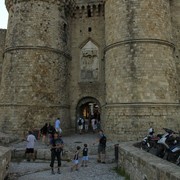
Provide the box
[0,30,6,85]
[103,0,180,140]
[0,0,179,140]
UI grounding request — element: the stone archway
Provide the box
[76,97,101,132]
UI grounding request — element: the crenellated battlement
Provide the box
[73,1,105,18]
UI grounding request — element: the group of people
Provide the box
[40,117,62,144]
[49,129,107,174]
[25,118,62,161]
[77,116,101,134]
[25,119,107,175]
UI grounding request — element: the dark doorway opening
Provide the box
[76,97,101,133]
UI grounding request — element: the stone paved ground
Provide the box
[9,157,123,180]
[7,133,124,180]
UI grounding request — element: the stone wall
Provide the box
[103,0,179,140]
[69,1,105,127]
[102,104,180,141]
[0,29,6,84]
[104,0,177,103]
[118,142,180,180]
[0,0,180,140]
[170,0,180,101]
[0,0,73,136]
[0,146,11,180]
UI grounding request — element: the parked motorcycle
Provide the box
[156,128,179,161]
[141,128,160,152]
[165,142,180,163]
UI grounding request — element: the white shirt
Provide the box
[27,134,36,149]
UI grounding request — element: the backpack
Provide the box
[78,118,82,126]
[100,135,107,146]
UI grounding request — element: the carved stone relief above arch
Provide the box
[79,40,99,82]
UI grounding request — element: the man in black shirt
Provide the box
[50,132,64,174]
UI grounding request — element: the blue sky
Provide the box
[0,0,8,29]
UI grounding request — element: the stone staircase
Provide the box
[10,134,117,163]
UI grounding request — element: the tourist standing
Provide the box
[47,123,56,145]
[77,117,84,134]
[84,118,89,132]
[71,146,81,172]
[91,116,97,133]
[25,131,36,161]
[55,117,62,135]
[40,123,48,143]
[50,132,64,174]
[81,144,88,167]
[97,130,106,163]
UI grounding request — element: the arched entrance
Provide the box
[76,97,101,133]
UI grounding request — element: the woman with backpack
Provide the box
[77,117,84,135]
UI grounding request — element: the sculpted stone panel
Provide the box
[80,40,99,82]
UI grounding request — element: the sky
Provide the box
[0,0,8,29]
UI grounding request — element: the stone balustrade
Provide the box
[118,142,180,180]
[0,146,11,180]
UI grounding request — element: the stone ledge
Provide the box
[0,132,19,145]
[118,142,180,180]
[11,142,115,161]
[0,146,11,180]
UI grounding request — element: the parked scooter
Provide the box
[166,142,180,163]
[141,128,160,152]
[156,128,178,159]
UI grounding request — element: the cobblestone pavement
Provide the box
[9,157,124,180]
[8,133,124,180]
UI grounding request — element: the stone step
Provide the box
[0,132,19,145]
[11,142,117,162]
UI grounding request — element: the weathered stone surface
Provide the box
[118,142,180,180]
[0,146,11,180]
[0,0,179,140]
[0,132,18,145]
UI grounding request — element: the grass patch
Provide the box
[113,167,130,180]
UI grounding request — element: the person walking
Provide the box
[50,132,64,174]
[91,116,97,133]
[77,117,84,134]
[40,123,48,143]
[81,144,88,167]
[71,146,81,172]
[84,118,89,133]
[55,117,62,135]
[25,131,36,161]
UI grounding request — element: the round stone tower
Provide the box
[104,0,179,140]
[0,0,74,135]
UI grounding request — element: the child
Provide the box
[71,146,81,172]
[81,144,88,167]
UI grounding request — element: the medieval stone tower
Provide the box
[0,0,180,140]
